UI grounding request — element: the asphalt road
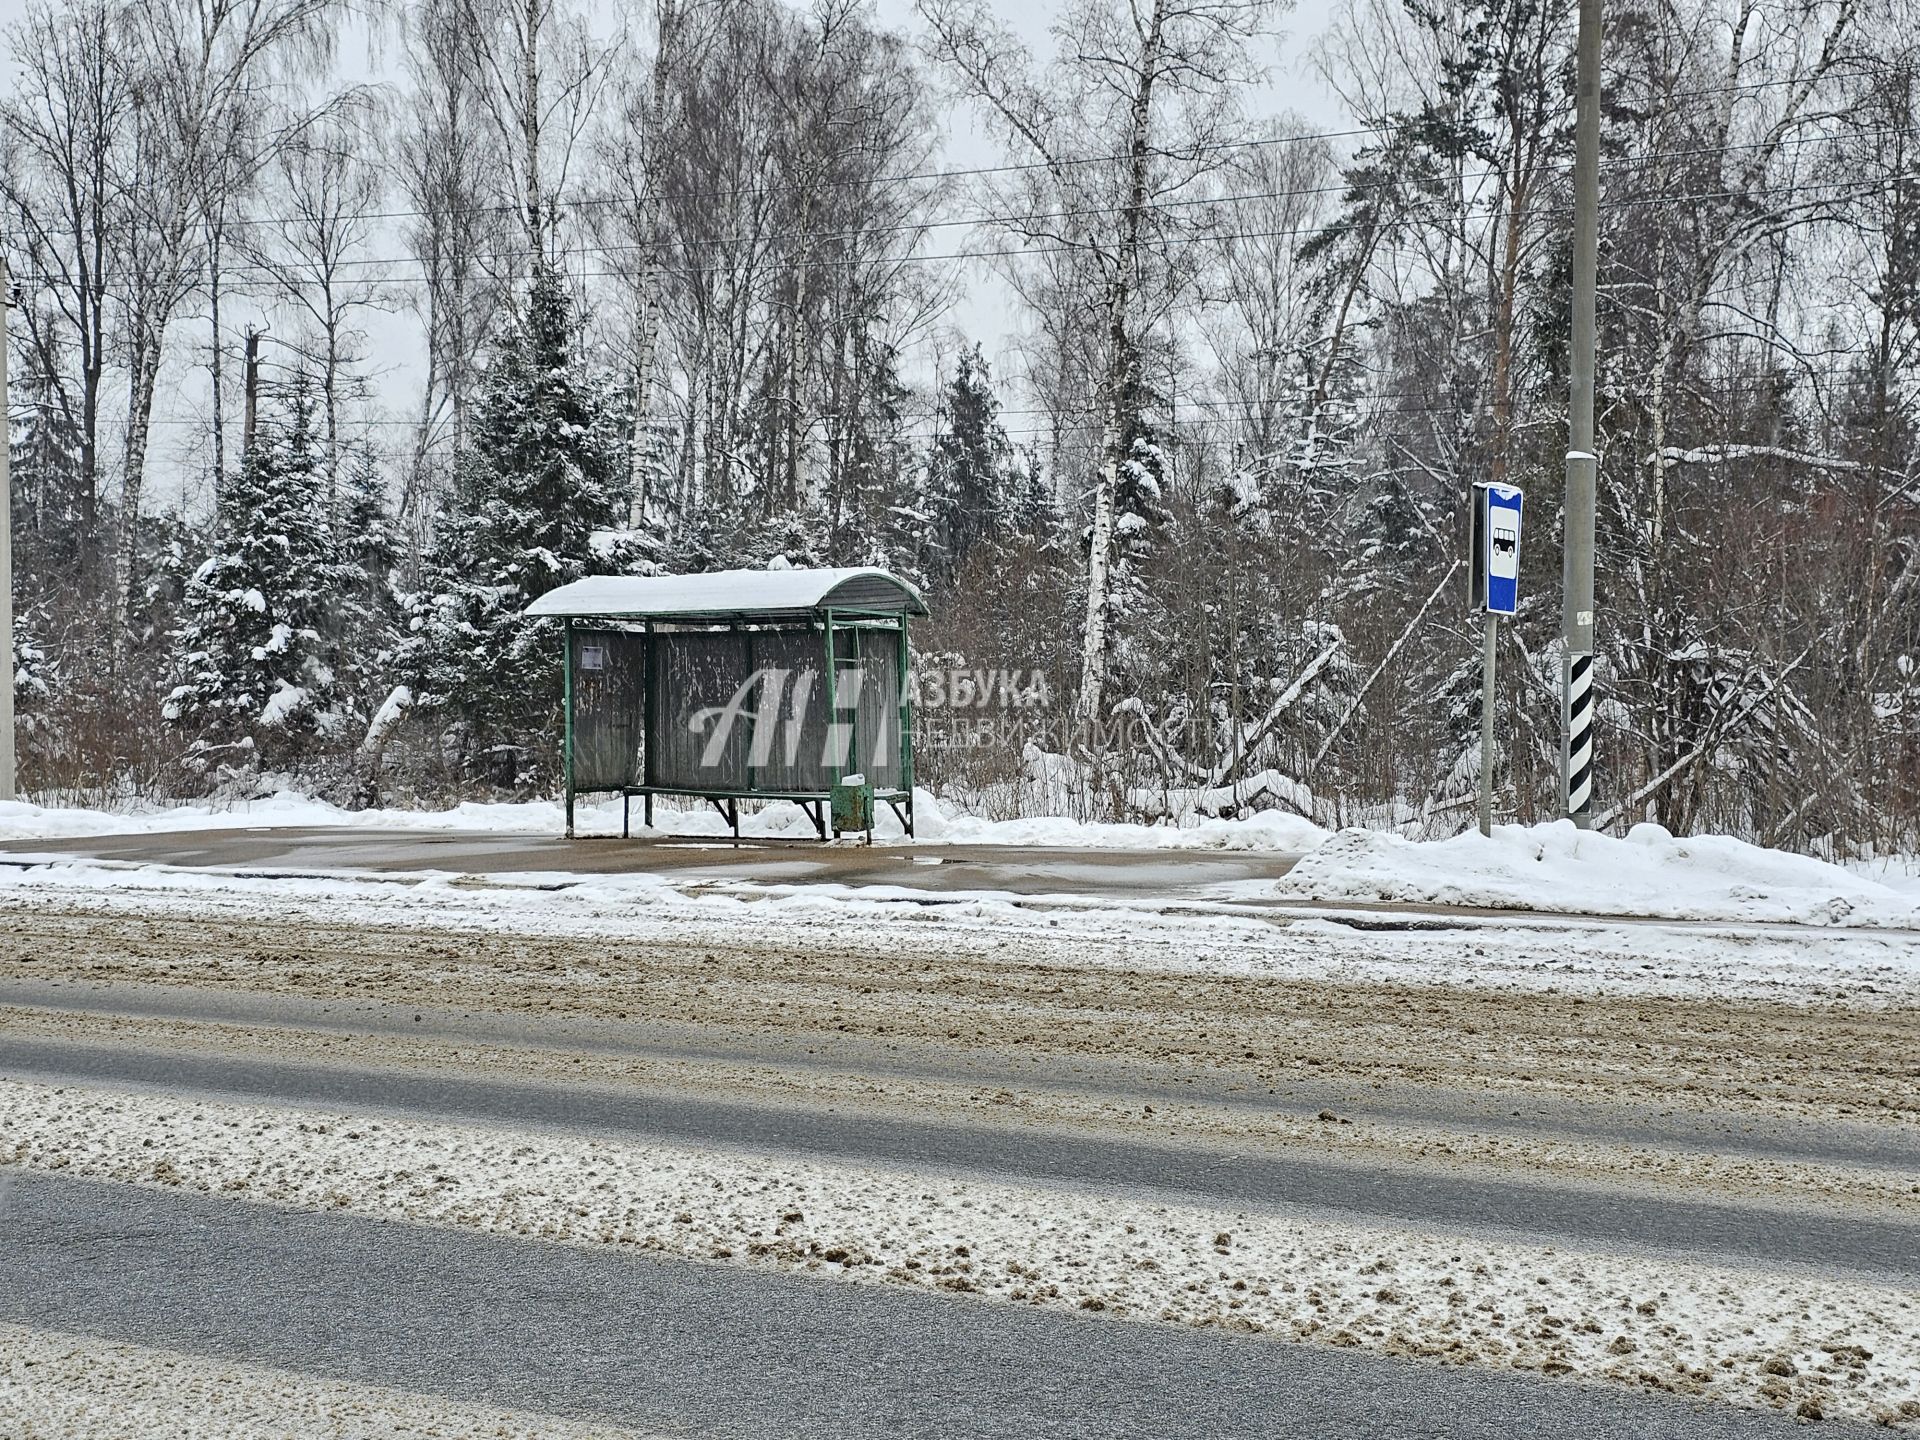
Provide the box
[6,1032,1917,1283]
[6,976,1914,1173]
[3,878,1912,1436]
[0,1171,1859,1439]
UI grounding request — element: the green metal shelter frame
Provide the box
[526,567,927,841]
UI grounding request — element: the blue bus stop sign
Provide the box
[1472,482,1523,617]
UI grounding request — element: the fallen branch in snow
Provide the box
[1593,644,1813,831]
[1311,560,1460,773]
[1113,640,1342,817]
[1127,768,1314,822]
[1111,698,1211,785]
[1210,639,1344,792]
[1191,768,1312,818]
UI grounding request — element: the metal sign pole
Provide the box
[1479,612,1497,837]
[1471,481,1523,838]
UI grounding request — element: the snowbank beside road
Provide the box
[0,791,573,842]
[915,804,1328,851]
[1279,821,1920,927]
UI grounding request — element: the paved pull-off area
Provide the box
[0,824,1306,901]
[0,836,1916,1436]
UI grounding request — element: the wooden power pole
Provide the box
[242,327,264,467]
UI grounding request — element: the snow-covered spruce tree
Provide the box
[918,344,1022,585]
[13,607,56,735]
[404,264,627,781]
[334,444,406,714]
[165,376,353,764]
[8,337,92,593]
[1097,416,1172,729]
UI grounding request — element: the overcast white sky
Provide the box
[0,0,1352,515]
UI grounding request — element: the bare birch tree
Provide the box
[0,0,135,579]
[917,0,1286,736]
[246,100,391,505]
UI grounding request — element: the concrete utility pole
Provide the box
[0,251,14,802]
[1561,0,1601,826]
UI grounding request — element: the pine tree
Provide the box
[404,264,628,774]
[165,376,352,760]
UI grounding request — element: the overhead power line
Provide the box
[59,67,1881,240]
[7,159,1888,299]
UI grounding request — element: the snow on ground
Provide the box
[1851,855,1920,899]
[4,1080,1914,1428]
[0,791,572,842]
[0,789,1330,852]
[3,790,1917,927]
[1276,821,1920,928]
[1,856,1916,1003]
[0,1323,649,1439]
[921,805,1330,851]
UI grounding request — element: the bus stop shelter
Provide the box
[525,567,927,840]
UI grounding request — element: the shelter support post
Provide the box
[563,618,576,839]
[897,616,913,837]
[824,611,840,787]
[742,624,756,794]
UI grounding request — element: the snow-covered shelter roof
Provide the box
[525,566,927,623]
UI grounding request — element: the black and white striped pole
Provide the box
[1562,0,1601,827]
[1564,641,1595,818]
